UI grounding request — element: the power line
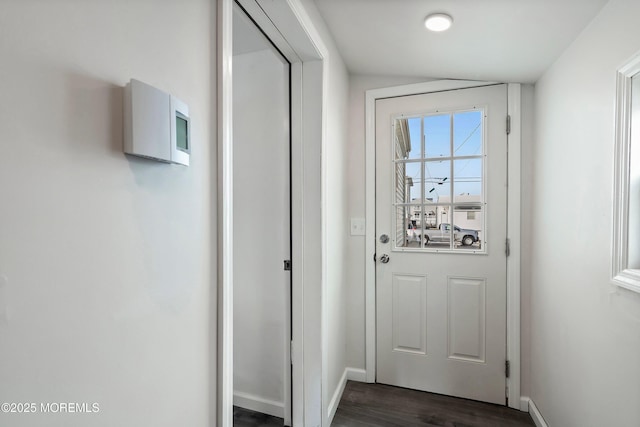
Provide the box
[454,121,481,154]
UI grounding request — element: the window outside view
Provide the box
[394,110,485,251]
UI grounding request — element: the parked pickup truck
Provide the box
[408,223,479,246]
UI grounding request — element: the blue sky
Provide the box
[401,111,483,203]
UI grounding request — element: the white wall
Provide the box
[531,0,640,425]
[323,55,349,423]
[0,1,214,426]
[233,47,289,415]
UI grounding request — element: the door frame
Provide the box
[364,81,522,409]
[217,1,328,426]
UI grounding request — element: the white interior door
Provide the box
[375,84,508,404]
[233,4,291,424]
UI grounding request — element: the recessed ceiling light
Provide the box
[424,13,453,32]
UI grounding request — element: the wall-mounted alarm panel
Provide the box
[124,79,190,166]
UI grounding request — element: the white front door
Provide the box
[375,84,508,404]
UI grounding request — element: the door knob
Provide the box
[380,254,390,263]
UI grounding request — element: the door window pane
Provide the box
[454,111,483,156]
[423,203,438,230]
[395,117,422,160]
[454,158,482,202]
[424,114,450,158]
[397,205,423,248]
[395,161,422,209]
[424,160,451,202]
[453,206,484,251]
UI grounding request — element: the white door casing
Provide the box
[218,0,328,426]
[375,84,509,404]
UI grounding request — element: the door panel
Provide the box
[447,277,486,362]
[233,3,291,422]
[375,84,507,405]
[392,274,428,354]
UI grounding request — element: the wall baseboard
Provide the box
[233,391,284,419]
[522,397,549,427]
[327,368,348,425]
[327,367,368,425]
[520,396,530,412]
[346,367,367,382]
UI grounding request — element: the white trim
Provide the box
[507,83,522,409]
[364,89,375,383]
[218,1,326,427]
[366,80,498,101]
[326,368,368,426]
[527,398,550,427]
[346,367,367,382]
[519,396,530,412]
[272,4,332,427]
[234,392,285,419]
[364,81,522,407]
[327,368,348,425]
[289,61,305,427]
[217,2,234,427]
[300,60,325,427]
[238,1,300,63]
[612,49,640,294]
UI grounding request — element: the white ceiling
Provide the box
[312,0,609,83]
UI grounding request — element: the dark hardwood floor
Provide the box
[331,381,535,427]
[234,406,284,427]
[232,382,534,427]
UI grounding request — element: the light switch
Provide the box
[350,218,366,236]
